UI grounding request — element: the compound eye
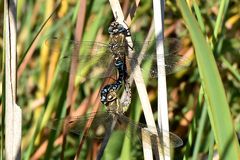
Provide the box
[118,24,123,30]
[119,24,126,33]
[118,24,123,29]
[108,26,113,34]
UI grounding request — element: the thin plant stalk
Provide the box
[68,0,87,159]
[153,0,170,159]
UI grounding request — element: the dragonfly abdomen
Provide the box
[100,59,126,106]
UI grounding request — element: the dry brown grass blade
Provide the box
[30,135,64,160]
[126,0,140,24]
[4,0,22,159]
[69,1,87,159]
[66,0,86,113]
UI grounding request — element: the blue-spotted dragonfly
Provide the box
[45,36,189,82]
[46,22,185,158]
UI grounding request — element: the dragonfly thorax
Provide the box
[109,34,129,60]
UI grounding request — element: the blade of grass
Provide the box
[183,86,204,160]
[4,0,22,159]
[1,62,5,160]
[207,130,215,160]
[125,0,140,24]
[192,102,208,159]
[153,0,170,158]
[220,56,240,82]
[214,0,229,39]
[177,0,240,159]
[65,0,87,159]
[120,17,155,160]
[192,0,206,34]
[191,1,238,159]
[37,0,55,97]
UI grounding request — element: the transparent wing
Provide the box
[45,37,117,79]
[47,112,114,139]
[45,37,189,79]
[58,53,117,80]
[128,38,190,77]
[47,111,183,149]
[130,52,190,78]
[45,37,109,53]
[116,113,183,149]
[129,38,181,56]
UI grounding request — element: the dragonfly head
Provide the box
[108,21,127,35]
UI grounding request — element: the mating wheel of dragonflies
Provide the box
[47,111,183,155]
[45,36,190,82]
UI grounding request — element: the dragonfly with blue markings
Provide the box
[47,21,184,159]
[45,29,189,83]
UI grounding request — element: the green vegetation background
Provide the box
[0,0,239,159]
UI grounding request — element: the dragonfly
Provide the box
[47,21,184,159]
[46,22,189,109]
[45,29,189,82]
[99,21,132,110]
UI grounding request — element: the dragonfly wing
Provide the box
[140,125,184,148]
[45,37,108,53]
[128,52,190,78]
[115,114,183,149]
[47,112,114,139]
[149,53,190,77]
[58,53,117,79]
[129,38,181,56]
[45,37,118,79]
[126,38,190,77]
